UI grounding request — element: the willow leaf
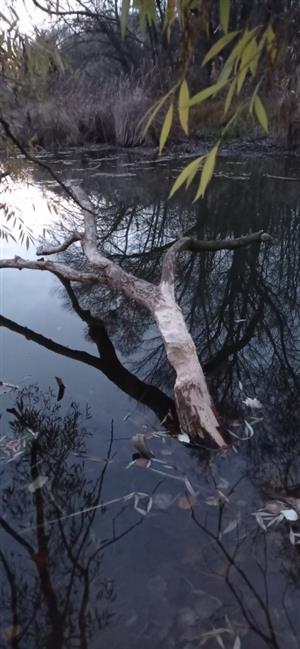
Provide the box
[194,145,219,201]
[219,0,230,34]
[120,0,130,38]
[224,79,236,115]
[254,95,268,132]
[178,79,189,135]
[159,103,173,153]
[202,31,239,65]
[189,80,227,108]
[169,157,204,198]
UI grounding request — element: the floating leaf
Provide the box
[28,475,48,493]
[132,433,154,459]
[194,145,219,201]
[244,419,255,438]
[134,457,151,468]
[134,492,152,516]
[206,496,220,506]
[254,95,268,133]
[219,0,230,34]
[184,477,197,497]
[281,508,298,521]
[178,432,190,444]
[159,103,174,153]
[242,397,263,409]
[221,519,238,536]
[217,477,230,490]
[203,31,239,65]
[178,79,189,135]
[178,495,196,510]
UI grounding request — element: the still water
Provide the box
[0,149,300,649]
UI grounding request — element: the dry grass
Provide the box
[13,72,157,149]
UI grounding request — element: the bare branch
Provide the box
[0,256,99,283]
[71,186,160,309]
[160,230,272,290]
[187,230,273,252]
[37,232,82,256]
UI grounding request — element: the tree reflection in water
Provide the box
[0,155,300,648]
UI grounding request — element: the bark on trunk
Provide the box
[154,287,226,447]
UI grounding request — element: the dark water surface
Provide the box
[0,149,300,649]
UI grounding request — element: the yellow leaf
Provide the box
[163,0,176,40]
[141,86,175,134]
[254,95,268,133]
[249,80,261,114]
[217,57,234,84]
[189,80,227,108]
[236,64,248,94]
[227,27,258,66]
[219,0,230,34]
[224,79,236,115]
[243,36,257,67]
[202,31,239,66]
[159,103,173,153]
[178,79,189,135]
[194,145,219,201]
[120,0,130,38]
[169,157,204,198]
[236,36,258,94]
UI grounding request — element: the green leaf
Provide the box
[254,95,268,133]
[120,0,131,38]
[178,79,189,135]
[203,31,239,65]
[194,145,219,201]
[159,103,173,153]
[169,157,204,198]
[219,0,230,34]
[224,79,236,115]
[189,80,227,108]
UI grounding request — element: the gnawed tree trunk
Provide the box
[154,291,225,447]
[0,184,272,447]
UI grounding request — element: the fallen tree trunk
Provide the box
[1,185,272,447]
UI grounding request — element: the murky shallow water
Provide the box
[0,149,300,649]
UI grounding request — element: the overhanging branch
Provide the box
[160,230,273,290]
[0,256,99,283]
[37,232,82,256]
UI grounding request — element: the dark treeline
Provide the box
[2,0,300,149]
